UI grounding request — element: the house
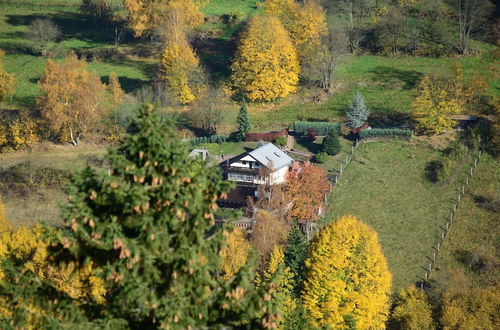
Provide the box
[188,148,210,161]
[219,143,296,207]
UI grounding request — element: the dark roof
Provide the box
[218,185,256,207]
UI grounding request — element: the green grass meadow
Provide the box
[430,154,500,288]
[326,139,471,290]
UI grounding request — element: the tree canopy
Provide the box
[231,15,299,101]
[302,214,392,328]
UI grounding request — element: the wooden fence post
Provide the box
[450,212,453,222]
[433,252,436,261]
[462,185,465,195]
[441,231,445,240]
[425,272,428,281]
[458,194,461,203]
[466,177,469,185]
[437,242,441,251]
[470,167,473,176]
[345,156,349,164]
[340,165,343,174]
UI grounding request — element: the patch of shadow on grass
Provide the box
[369,66,423,90]
[101,75,148,93]
[369,111,415,127]
[295,136,323,154]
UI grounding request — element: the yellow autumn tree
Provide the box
[159,35,204,104]
[441,271,499,330]
[38,53,105,145]
[0,225,106,321]
[412,75,463,134]
[0,50,16,101]
[220,228,251,281]
[260,245,297,328]
[0,198,10,234]
[263,0,327,58]
[108,72,125,112]
[231,15,299,101]
[390,286,435,330]
[302,214,392,329]
[123,0,204,37]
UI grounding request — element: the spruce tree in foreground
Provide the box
[322,130,341,155]
[236,99,251,141]
[0,105,278,328]
[345,91,369,129]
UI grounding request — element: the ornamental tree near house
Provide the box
[37,53,106,146]
[322,130,341,155]
[345,91,370,129]
[236,99,251,141]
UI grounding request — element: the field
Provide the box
[429,154,500,288]
[326,139,472,290]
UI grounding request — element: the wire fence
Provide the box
[418,137,483,288]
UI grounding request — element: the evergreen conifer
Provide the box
[345,91,369,129]
[236,99,251,141]
[322,130,341,155]
[0,105,278,328]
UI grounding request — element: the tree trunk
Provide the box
[69,127,79,146]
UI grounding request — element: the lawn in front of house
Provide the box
[326,139,470,290]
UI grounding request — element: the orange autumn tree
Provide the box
[231,15,299,101]
[38,53,105,145]
[286,164,330,220]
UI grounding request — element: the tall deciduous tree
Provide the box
[231,15,299,101]
[251,210,290,262]
[236,99,251,141]
[302,214,392,329]
[345,91,369,129]
[2,105,277,327]
[449,0,494,54]
[412,75,463,134]
[263,0,327,59]
[286,164,330,221]
[38,53,105,145]
[159,35,204,104]
[123,0,204,38]
[390,287,435,330]
[220,228,251,281]
[0,50,16,101]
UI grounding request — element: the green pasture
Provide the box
[326,139,471,290]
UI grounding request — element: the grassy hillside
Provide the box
[326,139,471,289]
[429,154,500,288]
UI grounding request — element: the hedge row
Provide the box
[245,129,287,142]
[359,128,412,139]
[293,121,340,136]
[190,135,228,145]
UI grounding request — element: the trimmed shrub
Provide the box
[314,152,328,163]
[293,121,340,136]
[359,128,412,139]
[274,136,287,147]
[190,134,228,146]
[245,129,287,142]
[307,128,317,141]
[322,131,341,156]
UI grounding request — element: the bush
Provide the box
[26,18,61,56]
[190,134,228,146]
[307,128,317,141]
[359,128,412,139]
[274,136,286,147]
[245,129,287,142]
[425,158,453,182]
[0,163,70,197]
[293,121,340,136]
[314,152,328,163]
[322,131,341,156]
[444,141,467,161]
